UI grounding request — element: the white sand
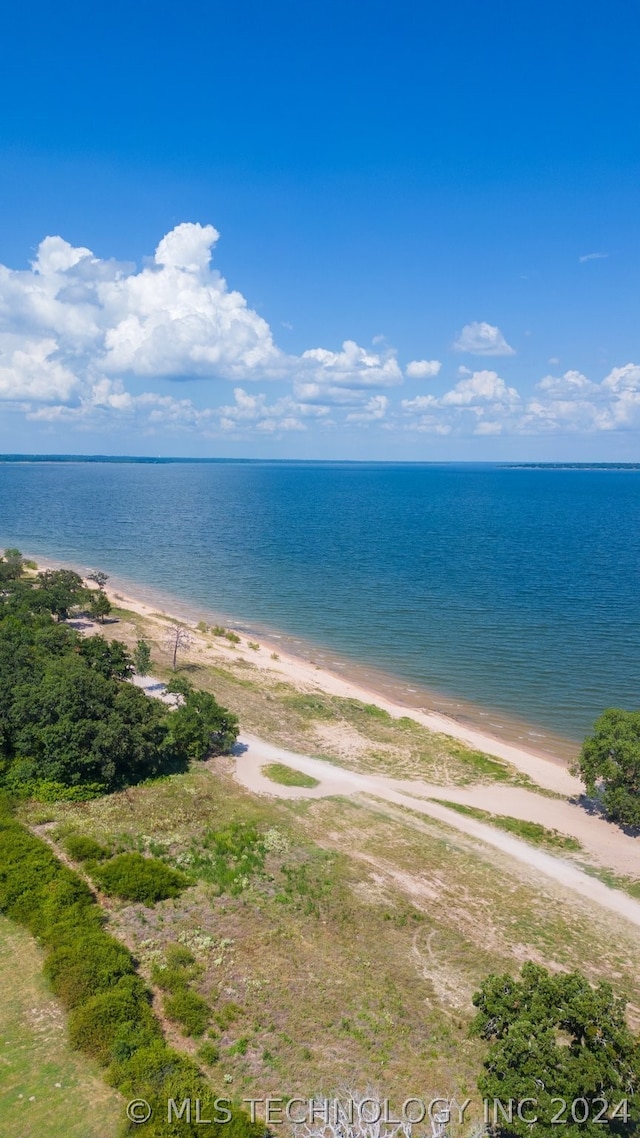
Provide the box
[101,586,580,795]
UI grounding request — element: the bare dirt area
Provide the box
[234,735,640,918]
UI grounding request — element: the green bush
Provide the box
[64,833,111,861]
[107,1040,202,1097]
[165,942,196,969]
[214,1001,243,1029]
[91,852,189,904]
[45,933,136,1008]
[197,1041,220,1065]
[164,989,211,1036]
[68,975,160,1064]
[151,965,190,994]
[0,824,96,935]
[6,778,107,802]
[0,767,263,1138]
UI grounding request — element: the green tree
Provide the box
[79,636,133,679]
[471,962,640,1138]
[574,709,640,827]
[0,547,24,581]
[88,590,112,623]
[7,655,175,791]
[133,638,152,676]
[35,569,86,621]
[166,678,239,759]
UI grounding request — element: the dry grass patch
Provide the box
[0,916,123,1138]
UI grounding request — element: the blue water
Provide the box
[1,460,638,741]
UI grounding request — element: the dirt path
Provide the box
[233,733,640,929]
[99,659,640,930]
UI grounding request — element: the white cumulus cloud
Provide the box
[405,359,441,379]
[0,224,408,425]
[453,321,515,356]
[440,370,520,408]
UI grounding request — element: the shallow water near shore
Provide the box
[1,459,638,749]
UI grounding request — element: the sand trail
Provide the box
[233,733,640,929]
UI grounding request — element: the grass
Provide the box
[430,799,583,851]
[0,915,124,1138]
[19,761,640,1105]
[580,863,640,901]
[262,763,320,788]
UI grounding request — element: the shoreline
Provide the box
[18,547,580,793]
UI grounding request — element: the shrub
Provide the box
[0,779,263,1138]
[91,852,189,904]
[165,942,196,969]
[106,1040,202,1096]
[164,989,211,1037]
[8,779,107,802]
[68,975,160,1064]
[64,833,110,861]
[197,1041,220,1065]
[45,933,136,1008]
[151,965,190,994]
[214,1001,242,1029]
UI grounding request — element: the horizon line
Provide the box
[1,454,639,469]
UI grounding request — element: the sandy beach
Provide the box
[101,580,580,797]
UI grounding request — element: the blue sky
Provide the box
[0,0,639,459]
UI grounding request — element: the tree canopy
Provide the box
[88,591,112,623]
[0,556,239,798]
[166,677,239,760]
[34,568,87,621]
[574,709,640,827]
[133,638,152,676]
[472,962,640,1138]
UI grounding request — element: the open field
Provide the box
[0,916,124,1138]
[19,757,640,1110]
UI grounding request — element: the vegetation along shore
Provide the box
[1,548,640,1138]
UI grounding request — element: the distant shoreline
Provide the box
[1,454,639,470]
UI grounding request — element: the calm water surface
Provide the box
[1,461,638,741]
